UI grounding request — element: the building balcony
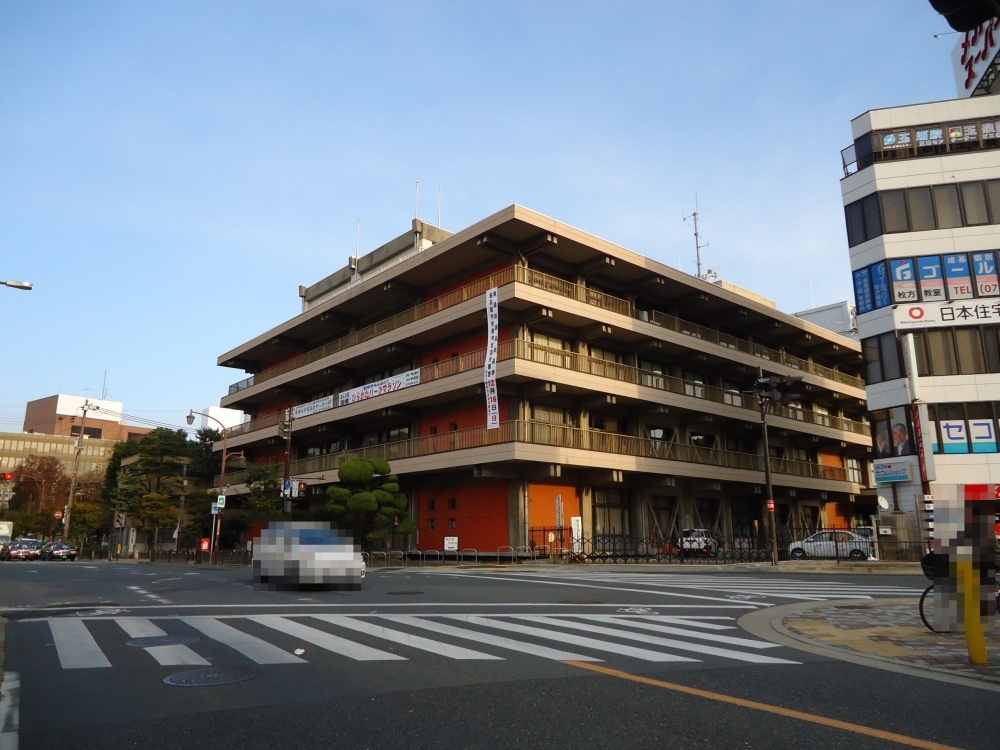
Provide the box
[223,264,865,401]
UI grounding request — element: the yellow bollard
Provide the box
[957,559,988,665]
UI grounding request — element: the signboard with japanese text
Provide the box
[871,261,892,309]
[944,253,975,299]
[916,127,945,147]
[948,123,978,143]
[293,395,335,419]
[917,256,946,301]
[484,287,500,429]
[444,536,459,551]
[970,419,998,453]
[890,258,917,303]
[874,460,912,483]
[972,251,999,297]
[881,130,912,150]
[951,19,1000,95]
[940,420,969,454]
[337,369,421,407]
[894,300,1000,329]
[853,267,874,314]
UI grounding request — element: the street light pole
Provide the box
[187,410,230,562]
[758,395,779,566]
[2,279,33,291]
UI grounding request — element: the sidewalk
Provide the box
[743,597,1000,689]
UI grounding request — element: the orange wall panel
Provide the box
[528,483,581,528]
[419,482,509,550]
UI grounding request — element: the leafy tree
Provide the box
[70,500,110,549]
[110,469,144,515]
[189,427,223,481]
[243,464,282,514]
[325,458,414,546]
[138,492,178,549]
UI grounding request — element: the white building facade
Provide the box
[841,92,1000,538]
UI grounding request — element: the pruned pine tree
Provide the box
[325,458,415,546]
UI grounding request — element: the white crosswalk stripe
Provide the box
[39,613,800,671]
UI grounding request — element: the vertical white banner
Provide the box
[484,287,500,429]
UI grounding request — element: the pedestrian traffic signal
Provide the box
[753,375,802,406]
[298,482,307,495]
[1,472,12,481]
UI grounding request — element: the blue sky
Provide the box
[0,1,962,434]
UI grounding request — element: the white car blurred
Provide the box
[679,528,718,556]
[253,521,365,590]
[788,530,874,561]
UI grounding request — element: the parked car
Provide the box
[4,539,43,561]
[679,528,718,556]
[788,530,875,561]
[39,541,77,561]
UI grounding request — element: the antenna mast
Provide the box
[683,196,714,280]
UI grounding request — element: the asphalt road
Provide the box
[0,561,994,750]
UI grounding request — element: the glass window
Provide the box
[861,193,882,240]
[880,190,909,233]
[955,327,986,374]
[845,202,865,247]
[907,187,936,231]
[879,332,902,380]
[911,331,930,375]
[926,329,958,375]
[933,185,962,228]
[986,179,1000,223]
[984,326,1000,372]
[961,182,989,225]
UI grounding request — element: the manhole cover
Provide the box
[387,591,423,596]
[560,599,602,604]
[127,635,200,648]
[164,667,259,687]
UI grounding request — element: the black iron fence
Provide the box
[148,548,252,566]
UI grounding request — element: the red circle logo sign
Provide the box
[766,499,775,512]
[908,307,925,320]
[54,510,63,519]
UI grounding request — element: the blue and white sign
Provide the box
[871,262,893,309]
[853,267,874,315]
[874,461,912,483]
[970,419,998,453]
[917,256,946,301]
[890,258,918,303]
[944,253,974,299]
[972,251,999,297]
[940,420,969,453]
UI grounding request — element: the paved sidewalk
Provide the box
[752,597,1000,688]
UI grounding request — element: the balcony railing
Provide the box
[223,418,854,488]
[226,339,870,440]
[227,265,865,395]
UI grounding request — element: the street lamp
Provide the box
[2,279,33,291]
[753,373,802,566]
[187,409,234,560]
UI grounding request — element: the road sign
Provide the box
[114,513,126,528]
[766,499,775,512]
[54,510,63,519]
[211,502,220,515]
[216,495,226,509]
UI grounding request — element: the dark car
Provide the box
[39,541,77,561]
[4,540,42,561]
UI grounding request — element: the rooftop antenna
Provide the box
[101,371,108,400]
[350,219,359,271]
[415,181,420,219]
[683,196,710,279]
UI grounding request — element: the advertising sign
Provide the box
[890,258,917,303]
[894,300,1000,329]
[443,536,459,552]
[874,461,912,483]
[871,262,892,309]
[917,256,946,301]
[940,420,970,454]
[484,287,500,429]
[952,19,1000,95]
[969,419,998,453]
[944,253,974,299]
[293,395,335,419]
[337,369,421,407]
[972,251,999,297]
[853,267,874,315]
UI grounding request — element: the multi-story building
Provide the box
[841,91,1000,538]
[23,395,153,442]
[215,206,871,554]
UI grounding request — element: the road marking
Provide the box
[116,618,209,666]
[314,615,502,660]
[382,615,602,662]
[0,672,18,750]
[247,615,406,661]
[511,615,797,665]
[47,620,111,668]
[440,615,697,662]
[181,617,305,664]
[564,662,963,750]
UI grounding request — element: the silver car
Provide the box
[252,521,365,590]
[788,530,874,561]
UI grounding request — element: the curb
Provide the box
[738,599,1000,692]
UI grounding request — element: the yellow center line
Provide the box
[563,661,964,750]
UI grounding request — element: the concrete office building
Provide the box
[212,205,871,555]
[841,19,1000,539]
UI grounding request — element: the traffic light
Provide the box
[929,0,1000,31]
[298,482,307,496]
[753,375,802,406]
[1,472,12,481]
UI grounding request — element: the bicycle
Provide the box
[919,579,1000,633]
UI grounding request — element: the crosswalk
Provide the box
[40,613,800,671]
[422,570,926,602]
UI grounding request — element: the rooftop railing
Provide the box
[227,265,864,396]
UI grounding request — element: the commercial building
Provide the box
[23,395,153,442]
[213,205,871,555]
[841,21,1000,541]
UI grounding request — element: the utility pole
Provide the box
[63,400,92,541]
[281,408,295,513]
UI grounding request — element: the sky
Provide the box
[0,1,965,435]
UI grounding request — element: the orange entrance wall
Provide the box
[528,483,581,528]
[419,481,509,551]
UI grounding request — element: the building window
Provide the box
[428,499,435,511]
[448,498,456,510]
[428,519,435,530]
[880,190,908,233]
[448,518,456,530]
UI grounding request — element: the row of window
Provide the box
[926,402,1000,455]
[851,117,1000,174]
[854,250,1000,313]
[845,179,1000,248]
[863,325,1000,383]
